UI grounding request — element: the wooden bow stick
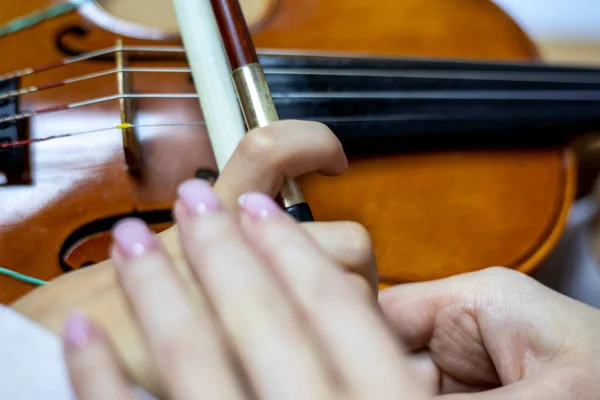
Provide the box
[171,0,314,222]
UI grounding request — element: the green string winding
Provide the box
[0,0,90,38]
[0,266,46,286]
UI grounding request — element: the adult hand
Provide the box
[63,185,425,400]
[12,120,377,394]
[379,267,600,399]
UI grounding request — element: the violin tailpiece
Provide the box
[0,77,30,186]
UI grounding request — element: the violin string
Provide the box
[263,68,600,84]
[4,89,600,126]
[3,111,536,149]
[0,46,119,81]
[0,46,186,81]
[1,113,511,149]
[0,67,191,101]
[0,122,206,149]
[2,46,600,148]
[0,93,198,125]
[3,44,600,85]
[5,65,600,102]
[0,114,481,149]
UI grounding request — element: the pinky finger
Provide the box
[63,312,136,400]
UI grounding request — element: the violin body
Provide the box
[0,0,574,303]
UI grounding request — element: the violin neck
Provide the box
[259,52,600,155]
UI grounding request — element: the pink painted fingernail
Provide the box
[112,218,156,258]
[63,312,94,350]
[238,192,281,218]
[177,179,222,215]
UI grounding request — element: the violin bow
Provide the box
[171,0,314,222]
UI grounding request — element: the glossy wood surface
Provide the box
[211,0,261,68]
[0,0,574,302]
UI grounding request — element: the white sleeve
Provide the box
[0,305,155,400]
[0,304,76,400]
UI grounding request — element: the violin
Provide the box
[1,0,598,304]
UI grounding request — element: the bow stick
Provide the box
[171,0,314,222]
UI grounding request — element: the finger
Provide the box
[378,267,530,352]
[213,120,347,210]
[174,179,335,400]
[407,351,441,395]
[406,351,497,396]
[237,192,429,399]
[378,280,448,350]
[110,218,244,400]
[438,364,592,400]
[378,269,493,351]
[302,221,378,297]
[63,312,134,400]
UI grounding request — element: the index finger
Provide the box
[213,120,347,211]
[237,193,428,399]
[63,313,136,400]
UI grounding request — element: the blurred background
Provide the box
[492,1,600,198]
[494,0,600,65]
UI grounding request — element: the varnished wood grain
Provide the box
[0,0,575,302]
[211,0,260,68]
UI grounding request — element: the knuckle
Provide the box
[155,332,200,370]
[275,119,341,152]
[307,121,343,149]
[478,266,523,282]
[326,221,377,297]
[267,228,304,261]
[303,120,334,136]
[343,221,373,251]
[338,222,375,265]
[119,256,170,295]
[276,118,330,133]
[238,126,279,161]
[191,216,240,247]
[347,273,375,301]
[472,266,537,299]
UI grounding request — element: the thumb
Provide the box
[438,363,592,400]
[378,275,465,350]
[378,267,516,350]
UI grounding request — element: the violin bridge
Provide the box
[116,39,142,176]
[0,76,31,186]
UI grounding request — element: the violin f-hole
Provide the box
[58,209,174,272]
[59,168,219,272]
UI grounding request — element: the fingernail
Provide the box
[112,218,156,258]
[63,312,94,350]
[177,179,222,215]
[238,192,281,218]
[343,152,349,168]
